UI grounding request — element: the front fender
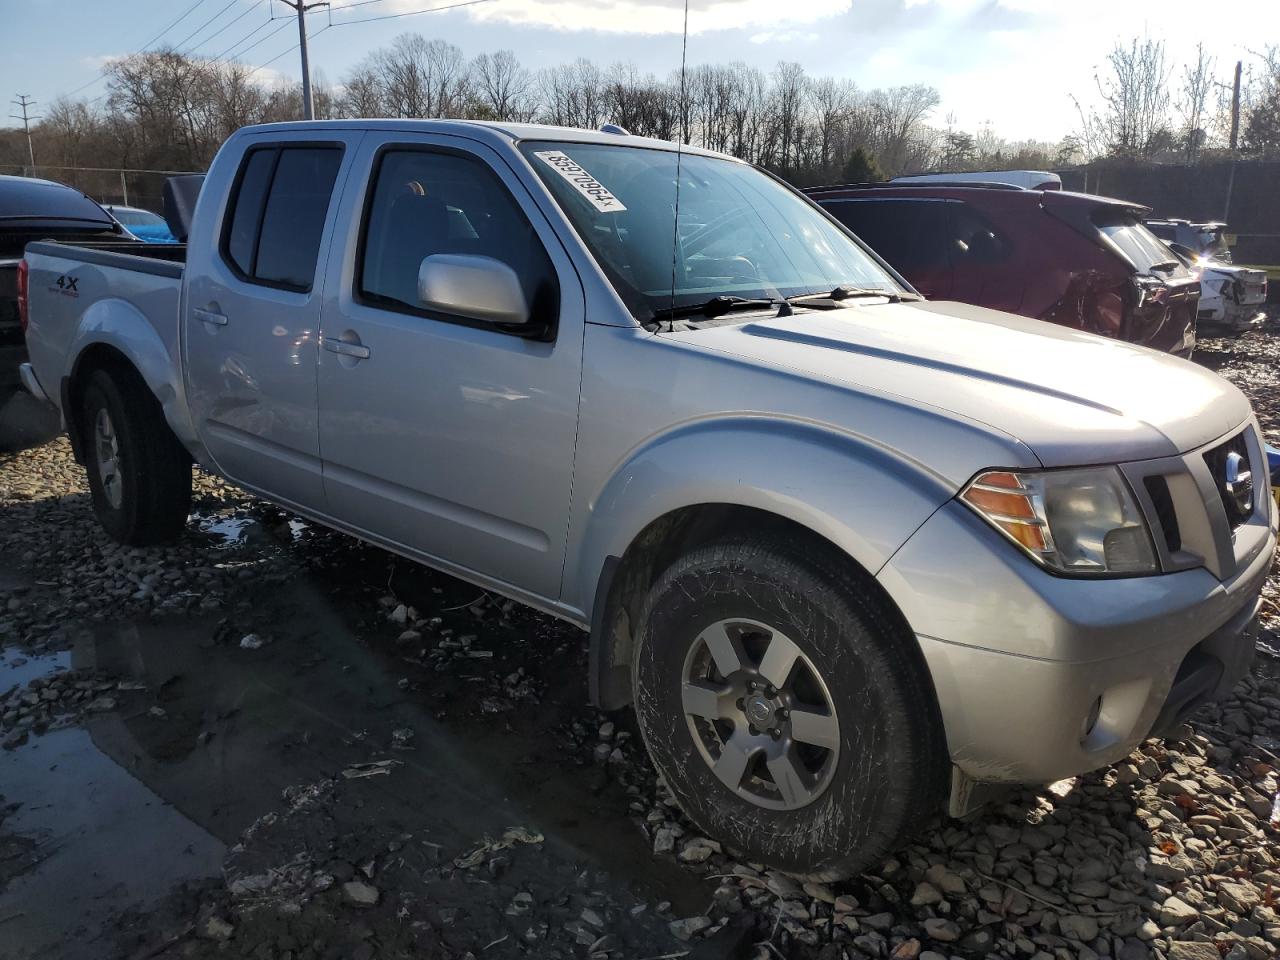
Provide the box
[66,299,200,454]
[568,415,959,619]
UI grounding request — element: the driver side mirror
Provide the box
[417,254,536,334]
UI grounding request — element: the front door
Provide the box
[316,135,584,599]
[183,133,357,511]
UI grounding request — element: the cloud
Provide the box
[80,54,123,69]
[748,30,821,45]
[460,0,851,35]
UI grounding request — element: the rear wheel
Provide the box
[632,535,947,880]
[81,367,191,545]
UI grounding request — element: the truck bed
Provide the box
[23,240,187,415]
[26,239,186,275]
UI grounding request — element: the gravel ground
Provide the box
[3,331,1280,960]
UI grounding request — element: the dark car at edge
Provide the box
[805,182,1199,356]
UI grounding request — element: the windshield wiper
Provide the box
[650,295,783,323]
[783,285,922,306]
[827,285,923,303]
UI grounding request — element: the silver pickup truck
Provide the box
[20,120,1276,880]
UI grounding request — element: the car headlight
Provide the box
[961,467,1158,576]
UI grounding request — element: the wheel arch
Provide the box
[61,302,197,464]
[588,502,940,714]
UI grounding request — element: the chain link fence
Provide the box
[0,164,204,214]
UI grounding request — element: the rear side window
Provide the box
[1094,215,1186,276]
[949,203,1010,265]
[222,145,343,292]
[357,148,558,330]
[824,199,950,271]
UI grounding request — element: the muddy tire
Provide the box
[81,366,192,545]
[632,535,947,881]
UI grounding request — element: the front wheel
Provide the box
[632,536,947,880]
[81,367,192,545]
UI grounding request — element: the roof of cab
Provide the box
[231,118,741,162]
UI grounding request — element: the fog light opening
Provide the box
[1081,696,1103,741]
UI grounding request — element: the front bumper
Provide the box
[878,427,1276,788]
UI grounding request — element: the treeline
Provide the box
[1075,39,1280,162]
[0,38,1062,186]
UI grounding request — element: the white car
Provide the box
[1169,242,1268,333]
[890,169,1062,190]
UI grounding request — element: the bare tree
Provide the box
[471,50,535,121]
[1176,43,1217,162]
[1089,35,1173,158]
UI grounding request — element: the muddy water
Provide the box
[0,646,224,960]
[1,555,707,958]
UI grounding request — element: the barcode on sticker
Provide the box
[534,151,627,213]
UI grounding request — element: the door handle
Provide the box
[323,337,371,360]
[194,307,229,327]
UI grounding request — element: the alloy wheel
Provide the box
[681,618,840,810]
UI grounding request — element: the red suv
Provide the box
[805,183,1198,356]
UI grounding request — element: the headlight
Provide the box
[961,467,1158,576]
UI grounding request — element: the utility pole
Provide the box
[277,0,329,121]
[1229,60,1242,152]
[9,94,39,170]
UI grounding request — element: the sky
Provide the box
[2,0,1275,143]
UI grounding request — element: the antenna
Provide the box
[665,0,690,332]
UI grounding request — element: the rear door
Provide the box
[821,198,953,299]
[315,133,584,599]
[945,201,1022,312]
[183,133,359,511]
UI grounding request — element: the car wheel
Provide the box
[81,366,192,545]
[632,535,947,880]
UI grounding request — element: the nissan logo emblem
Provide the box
[1224,451,1253,516]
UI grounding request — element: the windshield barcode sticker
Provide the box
[534,151,627,213]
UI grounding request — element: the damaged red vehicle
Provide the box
[806,183,1198,356]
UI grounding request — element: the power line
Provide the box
[58,0,213,99]
[171,0,245,52]
[209,16,282,63]
[249,23,331,76]
[218,18,293,65]
[327,0,392,10]
[188,0,268,54]
[326,0,495,27]
[135,0,215,55]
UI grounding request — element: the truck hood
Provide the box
[664,299,1251,468]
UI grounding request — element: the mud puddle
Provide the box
[3,553,707,959]
[0,643,224,960]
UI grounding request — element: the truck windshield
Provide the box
[520,141,903,324]
[1197,226,1229,260]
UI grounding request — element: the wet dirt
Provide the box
[0,525,709,960]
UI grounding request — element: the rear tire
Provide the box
[81,366,191,545]
[632,535,947,880]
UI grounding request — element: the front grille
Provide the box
[1203,431,1253,530]
[1144,475,1181,552]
